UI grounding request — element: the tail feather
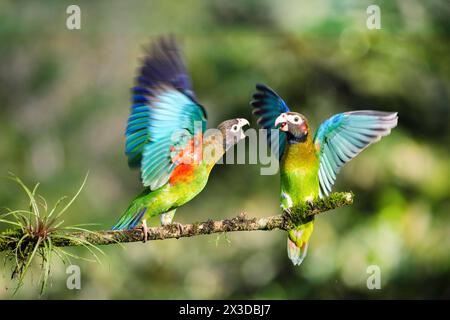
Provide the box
[287,221,314,266]
[287,238,309,266]
[112,206,147,231]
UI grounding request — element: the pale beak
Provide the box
[237,118,249,139]
[275,114,288,132]
[237,118,250,127]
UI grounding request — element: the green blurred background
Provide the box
[1,0,449,299]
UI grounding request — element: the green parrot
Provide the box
[251,84,398,265]
[112,36,249,240]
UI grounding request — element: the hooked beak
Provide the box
[275,114,288,132]
[237,118,250,128]
[237,118,250,139]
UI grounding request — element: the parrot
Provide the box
[251,84,398,265]
[112,36,249,240]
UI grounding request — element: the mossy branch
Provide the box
[0,192,353,252]
[0,177,353,296]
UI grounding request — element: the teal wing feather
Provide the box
[141,89,206,190]
[250,84,290,159]
[124,36,207,190]
[314,111,398,198]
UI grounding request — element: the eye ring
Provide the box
[294,116,300,123]
[231,125,239,132]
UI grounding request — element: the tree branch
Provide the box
[0,192,353,252]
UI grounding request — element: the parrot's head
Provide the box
[217,118,250,150]
[274,112,310,143]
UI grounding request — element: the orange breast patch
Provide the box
[169,163,196,185]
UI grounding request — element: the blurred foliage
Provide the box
[0,0,449,299]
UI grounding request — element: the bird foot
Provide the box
[171,222,184,235]
[141,220,149,243]
[283,208,293,218]
[306,199,314,209]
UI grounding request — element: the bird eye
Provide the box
[294,117,300,123]
[232,125,239,132]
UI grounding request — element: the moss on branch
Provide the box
[0,187,353,295]
[1,192,354,252]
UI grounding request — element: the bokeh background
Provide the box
[1,0,449,299]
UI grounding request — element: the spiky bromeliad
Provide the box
[251,84,398,265]
[112,36,249,240]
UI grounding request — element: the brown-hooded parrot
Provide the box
[251,84,398,265]
[112,36,249,240]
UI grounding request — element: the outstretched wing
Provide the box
[250,84,290,159]
[125,36,207,190]
[314,111,398,198]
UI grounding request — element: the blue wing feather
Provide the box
[124,36,207,189]
[314,111,398,198]
[141,90,206,190]
[250,84,290,159]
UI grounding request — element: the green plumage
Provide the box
[114,118,248,231]
[250,84,398,266]
[114,164,210,230]
[280,133,319,265]
[115,36,250,232]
